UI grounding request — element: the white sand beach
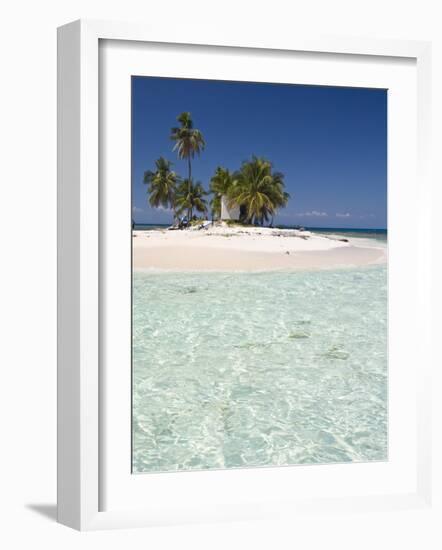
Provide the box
[132,224,387,271]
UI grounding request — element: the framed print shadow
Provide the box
[57,19,433,530]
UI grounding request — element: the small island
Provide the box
[133,112,386,271]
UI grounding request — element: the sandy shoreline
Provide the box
[132,225,387,272]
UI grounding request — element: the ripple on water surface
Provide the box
[132,265,387,473]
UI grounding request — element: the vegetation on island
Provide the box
[175,179,208,219]
[209,167,234,219]
[143,157,178,217]
[142,112,289,227]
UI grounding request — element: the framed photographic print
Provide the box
[131,78,389,473]
[57,20,433,530]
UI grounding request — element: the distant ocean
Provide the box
[134,223,169,230]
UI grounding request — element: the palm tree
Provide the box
[258,168,289,225]
[143,157,179,219]
[175,179,208,220]
[209,167,235,219]
[229,156,289,225]
[170,112,205,219]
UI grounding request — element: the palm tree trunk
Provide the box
[188,157,192,220]
[170,191,177,222]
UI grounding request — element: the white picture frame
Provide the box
[57,19,433,531]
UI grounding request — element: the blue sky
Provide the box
[132,77,387,228]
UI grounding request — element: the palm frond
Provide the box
[228,156,289,224]
[142,157,178,217]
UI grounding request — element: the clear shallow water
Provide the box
[132,264,387,473]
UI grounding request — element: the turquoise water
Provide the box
[132,264,387,473]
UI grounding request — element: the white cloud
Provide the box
[296,210,328,217]
[336,212,351,218]
[132,206,144,213]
